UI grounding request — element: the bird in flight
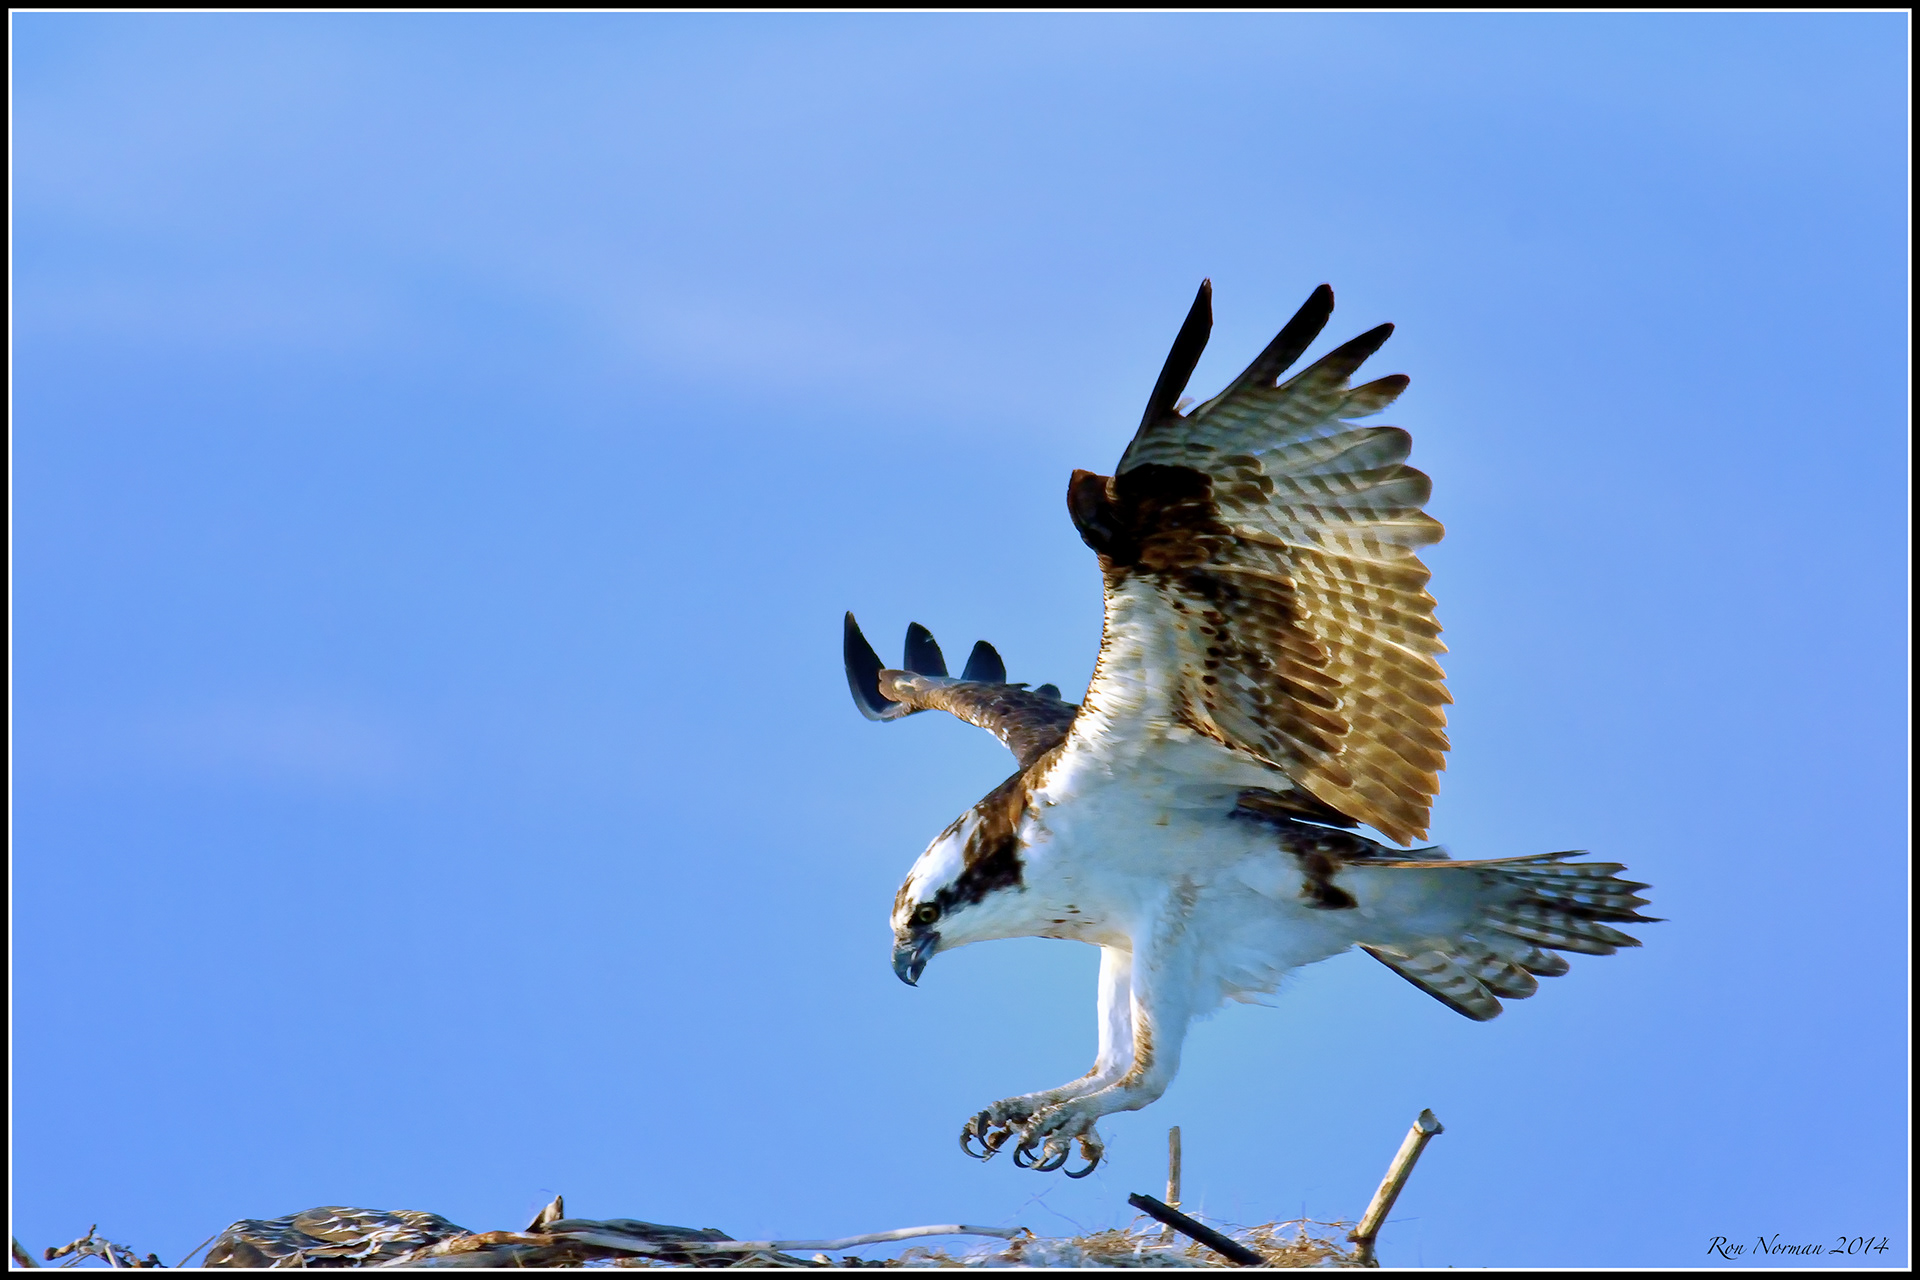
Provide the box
[845,282,1655,1177]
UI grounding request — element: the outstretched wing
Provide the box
[1066,282,1447,845]
[844,613,1079,770]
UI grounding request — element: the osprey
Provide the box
[845,283,1655,1178]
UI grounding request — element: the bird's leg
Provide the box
[1011,907,1200,1176]
[961,945,1135,1163]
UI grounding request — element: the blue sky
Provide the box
[12,13,1907,1269]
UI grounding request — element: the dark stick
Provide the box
[1126,1194,1263,1267]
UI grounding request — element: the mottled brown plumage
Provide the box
[203,1207,471,1268]
[876,670,1079,770]
[1075,281,1448,845]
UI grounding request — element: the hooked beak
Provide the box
[893,931,938,986]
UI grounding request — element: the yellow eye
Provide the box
[914,903,941,925]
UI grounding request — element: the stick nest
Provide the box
[20,1208,1364,1269]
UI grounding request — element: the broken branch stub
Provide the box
[1347,1108,1444,1267]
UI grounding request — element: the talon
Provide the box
[1064,1135,1103,1179]
[959,1113,995,1160]
[1033,1144,1071,1173]
[1010,1139,1038,1169]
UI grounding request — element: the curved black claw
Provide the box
[959,1112,997,1160]
[1031,1144,1072,1174]
[1063,1138,1102,1179]
[1012,1135,1072,1173]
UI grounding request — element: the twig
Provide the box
[1162,1126,1183,1243]
[1166,1125,1183,1209]
[1125,1194,1264,1267]
[1346,1108,1444,1267]
[45,1226,95,1263]
[44,1227,97,1265]
[11,1238,42,1268]
[39,1228,150,1269]
[174,1230,221,1269]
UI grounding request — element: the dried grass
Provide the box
[892,1216,1361,1268]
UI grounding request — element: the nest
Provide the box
[19,1206,1362,1269]
[895,1218,1360,1268]
[20,1114,1443,1269]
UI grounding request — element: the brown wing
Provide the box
[844,613,1079,770]
[1068,282,1448,845]
[876,671,1079,769]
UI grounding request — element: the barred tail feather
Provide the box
[1363,852,1658,1020]
[1360,945,1505,1021]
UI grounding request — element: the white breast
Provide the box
[1016,763,1371,1010]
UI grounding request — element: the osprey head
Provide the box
[891,778,1028,986]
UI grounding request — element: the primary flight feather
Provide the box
[845,282,1655,1176]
